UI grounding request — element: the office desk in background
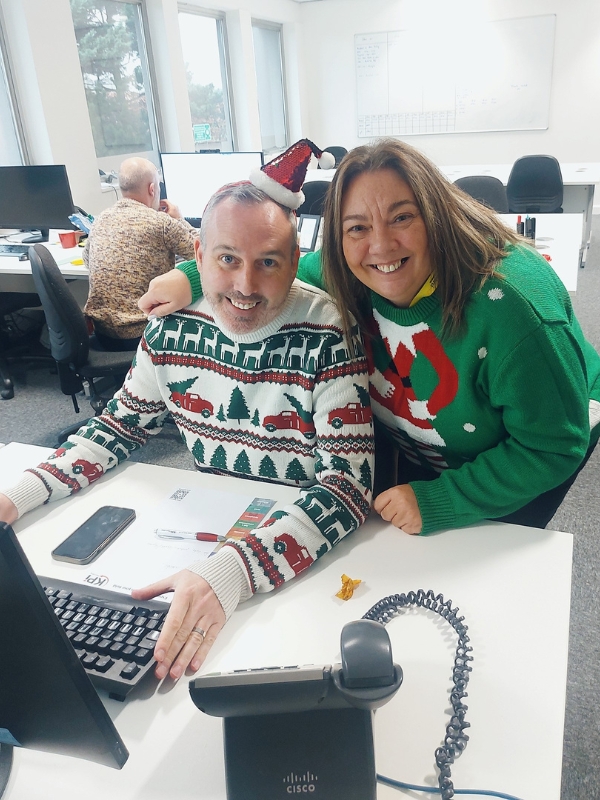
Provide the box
[1,441,572,800]
[499,213,582,292]
[0,236,88,304]
[306,161,600,266]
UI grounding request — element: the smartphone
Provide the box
[51,506,136,565]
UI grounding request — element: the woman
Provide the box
[140,138,600,535]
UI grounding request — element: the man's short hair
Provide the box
[200,182,298,259]
[118,158,159,196]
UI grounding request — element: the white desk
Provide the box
[0,235,87,298]
[306,161,600,265]
[499,213,583,292]
[1,442,572,800]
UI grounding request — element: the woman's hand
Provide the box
[131,570,226,680]
[138,270,193,317]
[373,484,422,534]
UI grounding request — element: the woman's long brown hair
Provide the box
[320,139,519,342]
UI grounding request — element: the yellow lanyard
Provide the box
[409,273,437,307]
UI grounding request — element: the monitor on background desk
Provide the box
[0,165,76,244]
[0,522,128,799]
[160,151,264,223]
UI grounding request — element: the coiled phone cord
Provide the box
[362,589,473,800]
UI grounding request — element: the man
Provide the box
[83,157,197,350]
[0,182,373,681]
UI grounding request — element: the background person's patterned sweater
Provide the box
[3,282,374,618]
[83,198,198,340]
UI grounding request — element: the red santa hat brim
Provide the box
[250,167,305,210]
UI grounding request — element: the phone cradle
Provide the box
[189,620,402,800]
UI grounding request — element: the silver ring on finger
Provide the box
[192,626,206,639]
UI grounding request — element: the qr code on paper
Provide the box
[169,488,190,502]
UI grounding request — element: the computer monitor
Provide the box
[0,522,128,797]
[0,165,76,243]
[160,151,264,221]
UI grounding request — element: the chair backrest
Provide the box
[453,175,509,213]
[318,146,348,168]
[28,244,90,370]
[297,181,331,217]
[506,155,563,213]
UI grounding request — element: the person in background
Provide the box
[83,156,198,351]
[142,138,600,535]
[0,142,372,682]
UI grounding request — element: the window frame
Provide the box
[72,0,163,167]
[177,4,236,152]
[0,8,28,164]
[251,18,289,154]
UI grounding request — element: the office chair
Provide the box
[318,146,348,168]
[506,155,563,213]
[453,176,509,213]
[297,181,331,217]
[28,244,136,433]
[0,292,46,400]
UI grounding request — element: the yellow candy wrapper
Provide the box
[336,573,362,601]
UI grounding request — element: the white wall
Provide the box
[297,0,600,169]
[2,0,600,215]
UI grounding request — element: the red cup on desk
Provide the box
[58,231,82,248]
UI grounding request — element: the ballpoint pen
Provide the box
[155,529,227,542]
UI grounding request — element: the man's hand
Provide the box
[131,570,226,680]
[138,270,193,317]
[373,484,423,534]
[0,494,18,525]
[158,198,183,219]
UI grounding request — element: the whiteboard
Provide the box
[355,15,556,137]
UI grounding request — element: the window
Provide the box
[0,22,24,165]
[70,0,160,166]
[252,22,287,153]
[177,9,233,153]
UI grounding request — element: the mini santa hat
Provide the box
[249,139,336,210]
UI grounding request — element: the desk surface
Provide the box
[499,213,582,292]
[1,442,572,800]
[0,234,88,279]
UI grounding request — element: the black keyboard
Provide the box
[184,216,202,228]
[0,243,30,257]
[41,576,170,701]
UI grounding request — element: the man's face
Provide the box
[196,198,299,334]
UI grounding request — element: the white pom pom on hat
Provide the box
[249,139,336,210]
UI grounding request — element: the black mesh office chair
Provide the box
[454,176,509,213]
[297,181,331,217]
[28,244,136,423]
[0,292,44,400]
[507,155,563,213]
[318,146,347,168]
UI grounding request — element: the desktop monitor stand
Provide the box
[0,743,13,800]
[21,228,49,244]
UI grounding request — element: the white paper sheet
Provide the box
[72,486,275,599]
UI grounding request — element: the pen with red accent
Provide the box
[155,529,227,542]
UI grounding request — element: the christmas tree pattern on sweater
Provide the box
[22,285,374,612]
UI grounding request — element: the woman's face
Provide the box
[341,169,432,307]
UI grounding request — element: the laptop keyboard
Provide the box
[41,576,169,701]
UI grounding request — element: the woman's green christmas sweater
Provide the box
[295,245,600,533]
